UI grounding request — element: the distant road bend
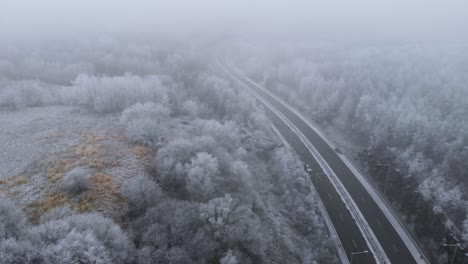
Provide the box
[218,59,429,264]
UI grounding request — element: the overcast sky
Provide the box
[1,0,467,43]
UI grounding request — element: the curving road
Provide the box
[219,60,428,264]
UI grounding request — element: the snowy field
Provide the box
[1,106,100,178]
[0,105,147,214]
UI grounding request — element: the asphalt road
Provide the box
[224,65,421,264]
[269,109,375,264]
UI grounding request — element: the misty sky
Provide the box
[1,0,467,42]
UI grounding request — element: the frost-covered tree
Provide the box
[121,175,163,216]
[30,213,134,264]
[200,194,263,254]
[71,74,170,113]
[0,238,42,264]
[220,250,238,264]
[269,148,321,236]
[38,206,74,224]
[235,43,468,259]
[44,229,112,264]
[0,196,28,239]
[155,136,217,191]
[0,38,333,263]
[132,199,201,260]
[185,152,219,200]
[121,102,171,145]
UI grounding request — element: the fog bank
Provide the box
[1,0,467,43]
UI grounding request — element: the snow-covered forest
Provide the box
[0,37,337,263]
[232,42,468,260]
[2,0,468,263]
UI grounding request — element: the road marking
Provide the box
[352,239,357,248]
[339,212,344,222]
[267,121,350,264]
[328,193,333,200]
[393,244,398,253]
[376,219,382,226]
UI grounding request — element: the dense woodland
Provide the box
[232,42,468,261]
[2,34,468,263]
[0,38,336,263]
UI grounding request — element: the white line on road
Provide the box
[219,60,362,264]
[376,219,382,226]
[352,239,357,248]
[232,91,387,262]
[270,124,350,264]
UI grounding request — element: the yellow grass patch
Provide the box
[91,173,119,194]
[0,176,28,187]
[47,159,76,183]
[82,133,108,145]
[75,143,107,169]
[75,173,122,213]
[76,144,99,157]
[28,192,69,222]
[74,132,121,169]
[131,145,152,159]
[27,131,129,216]
[113,133,128,142]
[12,176,28,186]
[44,132,117,184]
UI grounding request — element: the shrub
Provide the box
[220,250,238,264]
[120,175,162,217]
[43,229,112,264]
[185,152,219,200]
[39,206,74,224]
[72,74,170,113]
[0,196,28,239]
[0,81,60,110]
[30,213,134,264]
[0,238,42,264]
[61,167,91,195]
[121,102,171,145]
